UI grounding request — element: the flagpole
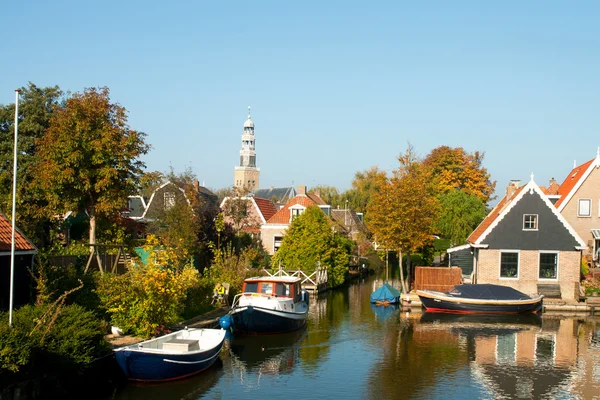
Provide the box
[9,89,20,327]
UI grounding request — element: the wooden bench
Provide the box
[587,296,600,316]
[162,338,199,352]
[538,284,561,299]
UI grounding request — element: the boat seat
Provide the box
[537,284,561,299]
[162,338,199,352]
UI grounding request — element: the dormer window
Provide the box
[523,214,538,230]
[289,205,306,222]
[578,199,591,217]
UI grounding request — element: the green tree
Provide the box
[309,185,340,207]
[423,145,496,204]
[272,206,352,287]
[0,83,64,245]
[342,166,387,216]
[32,87,150,250]
[436,189,487,246]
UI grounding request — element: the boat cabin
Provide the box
[242,277,302,302]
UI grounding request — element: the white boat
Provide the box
[220,276,309,334]
[113,327,226,382]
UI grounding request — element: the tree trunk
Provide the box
[89,213,96,252]
[398,248,407,293]
[406,250,412,293]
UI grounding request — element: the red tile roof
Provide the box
[554,158,594,209]
[266,195,325,224]
[468,186,525,243]
[0,213,36,252]
[253,197,277,222]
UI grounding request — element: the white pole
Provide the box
[9,89,20,327]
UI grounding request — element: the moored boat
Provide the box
[220,276,309,334]
[114,327,226,382]
[370,282,401,305]
[416,284,543,314]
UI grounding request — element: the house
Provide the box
[458,176,586,301]
[260,185,327,254]
[552,149,600,264]
[330,208,366,240]
[220,196,277,237]
[253,186,298,210]
[0,212,37,310]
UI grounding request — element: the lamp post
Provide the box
[9,89,20,327]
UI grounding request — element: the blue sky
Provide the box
[2,1,599,202]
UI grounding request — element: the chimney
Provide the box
[298,185,307,195]
[195,180,200,192]
[506,180,520,199]
[549,177,556,186]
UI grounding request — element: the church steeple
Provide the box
[234,107,260,190]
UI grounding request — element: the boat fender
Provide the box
[301,290,310,306]
[219,314,233,330]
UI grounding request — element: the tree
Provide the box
[33,87,150,249]
[0,83,64,245]
[271,206,352,287]
[423,146,496,204]
[342,166,387,216]
[436,189,487,246]
[367,145,439,292]
[309,185,340,207]
[220,186,259,234]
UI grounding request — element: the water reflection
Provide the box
[370,304,400,322]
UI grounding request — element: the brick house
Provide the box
[465,177,586,300]
[260,185,327,255]
[552,150,600,265]
[220,196,277,237]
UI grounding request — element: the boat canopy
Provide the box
[370,283,401,303]
[447,284,532,300]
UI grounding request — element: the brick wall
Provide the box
[477,249,580,300]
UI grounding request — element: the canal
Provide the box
[107,276,600,399]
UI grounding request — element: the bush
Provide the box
[0,304,110,378]
[582,277,600,296]
[96,235,200,338]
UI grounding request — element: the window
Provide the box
[539,252,558,279]
[578,199,591,217]
[260,282,273,295]
[275,283,290,297]
[523,214,538,230]
[164,192,175,210]
[274,236,283,252]
[244,282,258,293]
[500,252,519,278]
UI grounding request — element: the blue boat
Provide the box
[114,327,226,382]
[221,276,309,335]
[370,282,401,305]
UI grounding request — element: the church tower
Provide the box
[234,107,260,191]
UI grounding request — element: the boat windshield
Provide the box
[275,283,290,297]
[244,282,258,293]
[261,282,274,295]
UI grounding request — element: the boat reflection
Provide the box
[228,327,307,377]
[110,358,223,400]
[370,303,399,321]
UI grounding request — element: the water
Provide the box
[108,276,600,400]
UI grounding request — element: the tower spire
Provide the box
[248,106,251,119]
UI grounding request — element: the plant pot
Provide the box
[111,326,124,336]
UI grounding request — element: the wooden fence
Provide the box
[414,266,463,292]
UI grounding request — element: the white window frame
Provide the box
[164,192,176,210]
[578,198,591,217]
[289,205,306,222]
[499,250,520,279]
[273,235,283,253]
[523,214,538,231]
[538,251,559,281]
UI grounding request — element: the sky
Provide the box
[1,1,599,202]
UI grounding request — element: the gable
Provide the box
[0,213,36,252]
[555,158,595,210]
[143,182,188,219]
[482,190,581,251]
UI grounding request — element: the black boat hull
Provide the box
[231,306,307,335]
[418,295,543,314]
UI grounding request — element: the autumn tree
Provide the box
[220,186,260,234]
[272,205,352,288]
[423,146,496,204]
[33,87,150,250]
[342,166,387,216]
[0,83,64,245]
[436,189,487,246]
[367,145,439,292]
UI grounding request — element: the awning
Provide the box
[592,229,600,239]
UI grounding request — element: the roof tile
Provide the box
[0,213,36,252]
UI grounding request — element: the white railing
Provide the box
[262,266,328,288]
